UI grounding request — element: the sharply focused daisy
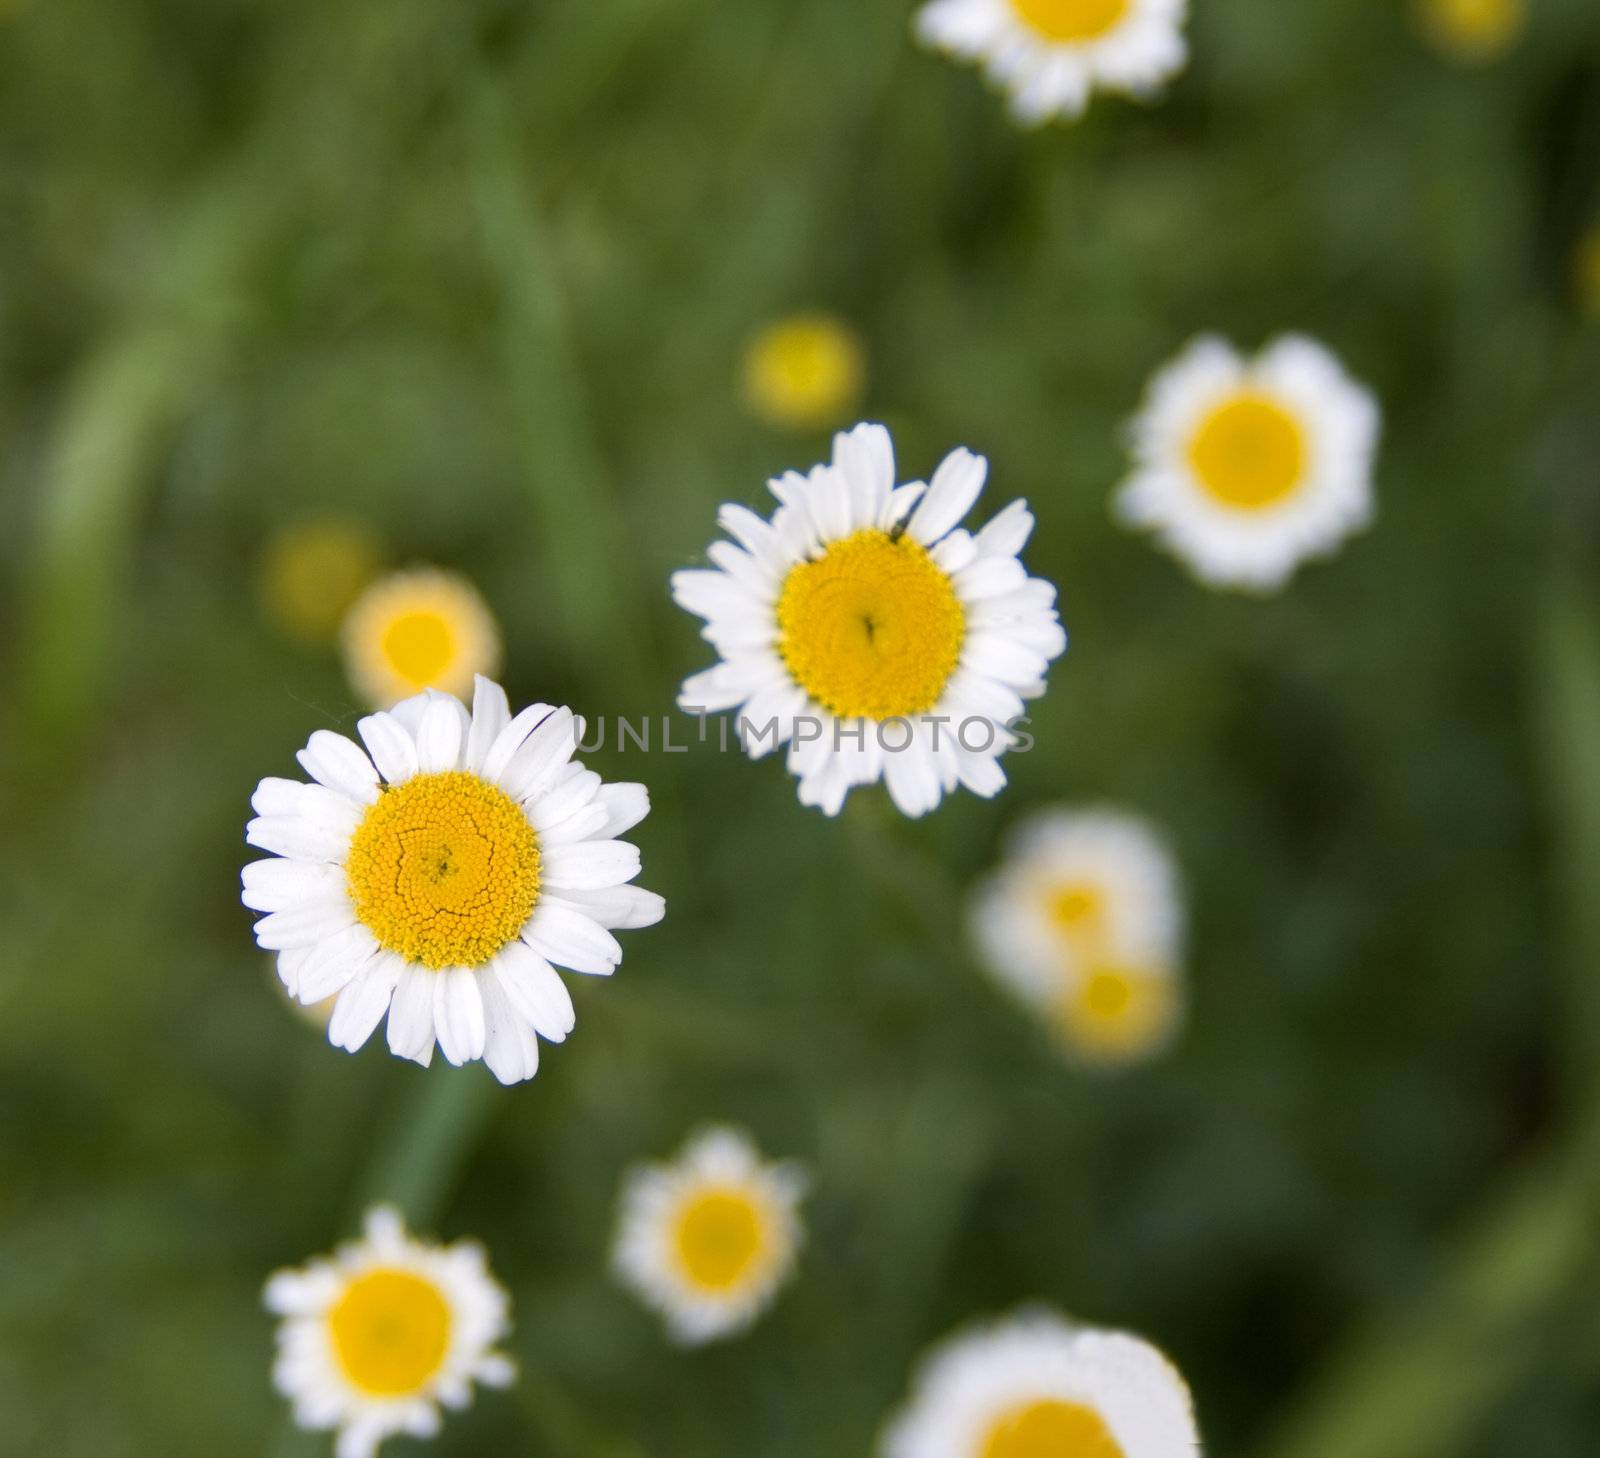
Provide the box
[914,0,1188,126]
[343,567,502,708]
[672,421,1066,818]
[1116,335,1381,592]
[1417,0,1524,63]
[744,313,866,432]
[259,518,383,647]
[265,1205,514,1458]
[883,1309,1199,1458]
[612,1126,806,1345]
[242,677,663,1084]
[971,807,1183,1067]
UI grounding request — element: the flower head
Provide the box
[672,422,1067,818]
[612,1125,806,1345]
[343,567,502,708]
[1417,0,1524,63]
[971,807,1184,1067]
[265,1206,514,1458]
[1116,335,1380,592]
[242,677,664,1084]
[744,313,866,432]
[915,0,1187,126]
[883,1309,1199,1458]
[260,518,383,647]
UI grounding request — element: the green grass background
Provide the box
[2,0,1600,1454]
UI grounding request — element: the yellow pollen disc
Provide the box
[981,1399,1126,1458]
[258,519,381,646]
[1059,964,1177,1063]
[346,771,541,969]
[327,1269,453,1398]
[743,314,866,432]
[1048,882,1107,939]
[673,1189,767,1293]
[383,610,455,686]
[1009,0,1130,43]
[1419,0,1524,62]
[1187,392,1309,511]
[777,529,965,721]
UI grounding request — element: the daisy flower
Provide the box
[1116,335,1381,592]
[242,677,664,1084]
[1417,0,1524,63]
[671,421,1067,818]
[612,1125,806,1345]
[259,518,382,647]
[914,0,1187,127]
[264,1205,514,1458]
[971,807,1184,1067]
[342,567,502,707]
[743,312,867,433]
[883,1309,1200,1458]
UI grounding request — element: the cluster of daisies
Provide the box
[269,1152,1198,1458]
[240,7,1407,1452]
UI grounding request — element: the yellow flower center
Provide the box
[1009,0,1130,43]
[1420,0,1523,61]
[327,1269,452,1398]
[744,314,865,431]
[1059,964,1176,1062]
[673,1189,767,1293]
[382,610,456,688]
[258,520,381,646]
[1048,883,1106,938]
[1187,392,1308,510]
[777,529,965,720]
[346,771,541,969]
[981,1399,1125,1458]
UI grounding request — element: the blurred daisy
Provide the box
[1116,335,1380,592]
[613,1125,806,1345]
[343,567,501,708]
[265,1205,514,1458]
[672,421,1066,818]
[259,518,382,647]
[242,677,663,1084]
[1576,226,1600,320]
[1417,0,1524,63]
[971,807,1183,1067]
[914,0,1187,126]
[744,313,866,432]
[883,1309,1199,1458]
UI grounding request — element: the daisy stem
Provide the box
[355,1064,501,1231]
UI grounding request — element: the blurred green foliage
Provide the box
[2,1,1600,1455]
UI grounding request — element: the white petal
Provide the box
[433,966,487,1065]
[328,954,403,1051]
[298,924,382,1004]
[907,447,987,544]
[415,693,465,773]
[386,965,438,1065]
[478,970,540,1085]
[540,839,640,890]
[252,898,355,951]
[245,815,348,863]
[480,701,556,784]
[523,902,623,975]
[594,783,649,838]
[240,859,344,913]
[465,676,512,773]
[296,731,380,805]
[499,708,577,803]
[542,885,666,931]
[357,711,420,784]
[493,942,576,1042]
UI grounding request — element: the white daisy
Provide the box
[671,421,1067,818]
[1116,335,1381,592]
[970,807,1184,1066]
[342,566,502,708]
[612,1125,806,1345]
[914,0,1187,127]
[242,676,664,1085]
[264,1206,514,1458]
[883,1309,1200,1458]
